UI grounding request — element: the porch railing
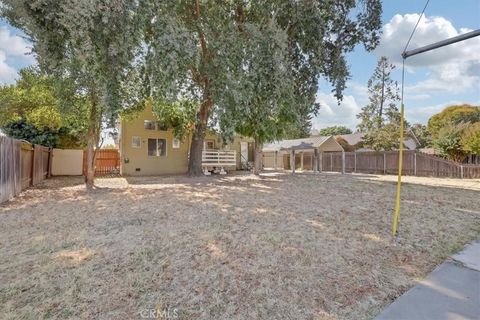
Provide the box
[202,150,236,167]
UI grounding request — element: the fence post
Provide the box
[460,165,464,179]
[30,145,35,186]
[330,153,333,171]
[342,151,345,174]
[300,152,304,171]
[319,151,323,172]
[274,151,277,170]
[383,152,386,174]
[313,149,318,173]
[414,152,417,176]
[354,152,357,173]
[291,149,295,174]
[47,148,53,178]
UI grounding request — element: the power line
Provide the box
[402,0,430,55]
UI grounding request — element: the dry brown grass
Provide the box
[1,172,479,320]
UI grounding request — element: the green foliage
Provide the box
[357,56,400,132]
[410,123,432,148]
[1,0,144,130]
[2,119,79,148]
[0,68,60,128]
[363,123,401,151]
[427,105,480,161]
[217,19,297,145]
[143,0,382,144]
[427,104,480,137]
[0,68,88,148]
[152,98,198,140]
[319,126,352,136]
[433,123,469,162]
[461,122,480,155]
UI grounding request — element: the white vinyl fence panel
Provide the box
[51,149,83,176]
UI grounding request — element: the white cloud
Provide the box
[376,14,480,94]
[311,92,361,130]
[404,100,465,125]
[0,26,34,84]
[0,51,18,84]
[0,26,33,59]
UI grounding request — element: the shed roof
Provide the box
[263,136,342,152]
[337,133,364,145]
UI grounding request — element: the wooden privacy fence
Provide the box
[83,149,120,176]
[321,150,480,179]
[0,136,52,203]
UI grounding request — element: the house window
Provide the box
[204,140,215,150]
[148,138,166,156]
[144,120,156,130]
[156,122,168,131]
[132,136,141,148]
[172,138,180,149]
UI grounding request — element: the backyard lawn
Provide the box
[1,172,479,319]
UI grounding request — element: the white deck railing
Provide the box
[202,150,237,167]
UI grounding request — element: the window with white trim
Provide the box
[132,136,141,148]
[144,120,156,130]
[172,138,180,149]
[148,138,166,156]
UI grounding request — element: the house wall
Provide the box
[119,105,253,175]
[318,137,344,152]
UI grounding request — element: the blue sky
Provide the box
[314,0,480,131]
[1,1,479,131]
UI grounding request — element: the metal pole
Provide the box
[403,29,480,59]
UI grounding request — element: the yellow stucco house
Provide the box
[118,104,255,176]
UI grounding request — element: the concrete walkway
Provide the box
[375,240,480,320]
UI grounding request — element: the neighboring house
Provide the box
[262,135,344,170]
[118,104,254,175]
[337,132,419,151]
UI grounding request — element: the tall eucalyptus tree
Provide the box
[144,0,382,175]
[1,0,143,187]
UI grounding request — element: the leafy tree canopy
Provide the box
[363,123,401,151]
[428,104,480,137]
[432,123,469,162]
[0,67,88,148]
[461,122,480,156]
[1,0,145,185]
[142,0,382,174]
[357,56,400,132]
[319,125,352,136]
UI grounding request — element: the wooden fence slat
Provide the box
[83,149,120,176]
[320,150,480,179]
[1,136,51,203]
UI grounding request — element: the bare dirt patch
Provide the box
[1,172,479,319]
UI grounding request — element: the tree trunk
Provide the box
[85,95,99,188]
[85,127,95,189]
[378,64,385,129]
[253,137,263,175]
[188,101,210,176]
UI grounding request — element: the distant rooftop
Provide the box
[263,136,337,152]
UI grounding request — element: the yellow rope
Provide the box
[392,102,405,236]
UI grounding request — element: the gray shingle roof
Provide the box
[337,133,364,145]
[263,136,331,152]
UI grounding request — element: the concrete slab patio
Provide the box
[375,240,480,320]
